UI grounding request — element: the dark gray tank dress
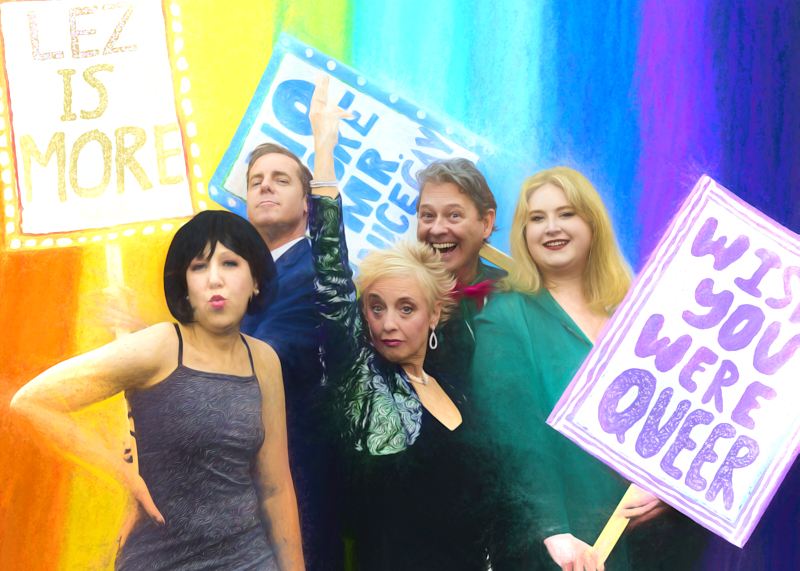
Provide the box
[116,324,278,571]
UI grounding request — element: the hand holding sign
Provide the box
[545,533,604,571]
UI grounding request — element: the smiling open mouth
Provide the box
[544,240,569,248]
[431,242,457,254]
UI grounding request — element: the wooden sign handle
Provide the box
[592,483,638,563]
[480,243,515,272]
[106,243,141,547]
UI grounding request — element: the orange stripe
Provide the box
[0,247,83,571]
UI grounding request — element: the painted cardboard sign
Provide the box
[549,175,800,547]
[1,0,196,250]
[210,33,487,265]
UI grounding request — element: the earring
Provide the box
[429,328,438,350]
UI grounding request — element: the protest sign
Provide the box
[549,175,800,547]
[210,33,488,265]
[1,0,198,250]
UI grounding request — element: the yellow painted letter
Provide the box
[115,126,152,193]
[69,129,112,198]
[154,123,185,185]
[21,132,66,202]
[81,64,114,120]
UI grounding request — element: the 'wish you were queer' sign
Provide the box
[210,33,483,265]
[549,176,800,547]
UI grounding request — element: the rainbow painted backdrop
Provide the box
[1,1,797,569]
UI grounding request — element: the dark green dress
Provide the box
[471,289,629,571]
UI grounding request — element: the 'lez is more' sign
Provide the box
[549,176,800,547]
[1,0,192,240]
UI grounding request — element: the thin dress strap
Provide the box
[240,335,256,376]
[173,323,183,367]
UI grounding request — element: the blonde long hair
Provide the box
[505,167,632,312]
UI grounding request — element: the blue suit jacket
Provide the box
[241,239,320,398]
[241,239,339,570]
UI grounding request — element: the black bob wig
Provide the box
[163,210,277,324]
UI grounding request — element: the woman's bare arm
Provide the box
[10,322,178,524]
[249,338,305,571]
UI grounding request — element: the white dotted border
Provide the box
[6,1,203,251]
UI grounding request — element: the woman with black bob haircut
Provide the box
[11,210,305,571]
[164,209,277,323]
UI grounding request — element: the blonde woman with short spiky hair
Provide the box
[472,167,664,571]
[356,240,457,325]
[307,75,489,570]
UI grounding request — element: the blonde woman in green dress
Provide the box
[472,167,664,571]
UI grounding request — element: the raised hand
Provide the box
[102,284,149,336]
[309,74,353,189]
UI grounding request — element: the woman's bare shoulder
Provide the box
[243,336,282,383]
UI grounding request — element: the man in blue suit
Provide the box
[241,143,339,571]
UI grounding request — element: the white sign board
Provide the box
[549,176,800,547]
[211,33,484,264]
[1,0,192,237]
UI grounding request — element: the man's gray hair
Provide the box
[415,158,498,232]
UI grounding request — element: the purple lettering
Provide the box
[685,423,736,492]
[766,266,800,323]
[717,304,765,352]
[706,436,759,510]
[678,347,719,392]
[701,360,739,413]
[753,322,800,375]
[682,279,734,330]
[635,314,693,372]
[28,11,64,60]
[598,368,656,444]
[69,7,99,59]
[734,249,782,297]
[690,217,749,271]
[731,382,777,430]
[635,388,691,458]
[660,409,714,479]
